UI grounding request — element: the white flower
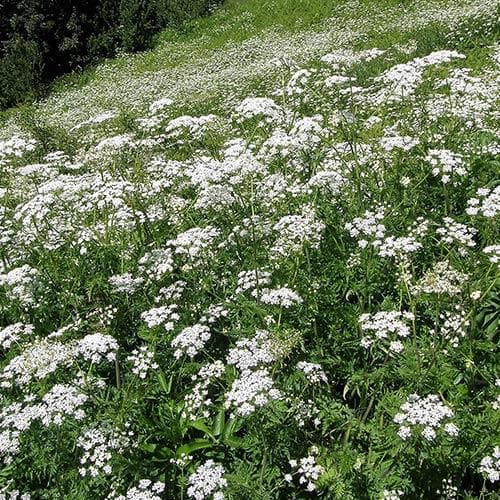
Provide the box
[260,287,303,308]
[394,394,457,441]
[171,324,211,359]
[187,460,227,500]
[479,447,500,483]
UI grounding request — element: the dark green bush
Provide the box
[0,38,41,110]
[0,0,223,110]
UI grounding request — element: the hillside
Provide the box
[0,0,499,498]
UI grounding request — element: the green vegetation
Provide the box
[0,0,498,498]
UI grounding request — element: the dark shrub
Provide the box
[0,0,223,110]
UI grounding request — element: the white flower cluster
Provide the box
[199,304,229,325]
[380,133,419,152]
[466,186,500,218]
[0,265,39,307]
[436,478,458,499]
[77,333,119,363]
[382,490,404,500]
[0,489,31,500]
[127,346,158,379]
[0,430,21,464]
[0,339,77,388]
[359,311,414,354]
[226,330,281,372]
[413,260,469,295]
[112,479,165,500]
[435,307,470,348]
[149,97,173,114]
[260,287,303,308]
[271,206,325,259]
[394,394,458,441]
[285,68,313,98]
[187,460,227,500]
[483,245,500,265]
[378,236,422,261]
[0,333,118,388]
[234,97,284,125]
[369,50,465,104]
[425,149,467,184]
[235,269,272,295]
[345,206,386,249]
[138,248,174,281]
[285,446,324,492]
[171,324,211,359]
[0,323,34,350]
[91,305,118,328]
[155,281,186,303]
[308,155,347,195]
[0,135,36,159]
[109,273,145,294]
[182,361,225,421]
[0,383,88,462]
[289,397,321,428]
[78,425,133,477]
[37,383,88,426]
[72,110,117,130]
[479,446,500,483]
[167,226,220,269]
[225,368,281,417]
[297,362,328,384]
[164,114,216,140]
[141,304,180,331]
[436,217,477,255]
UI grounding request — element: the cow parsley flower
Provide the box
[109,273,145,294]
[466,186,500,218]
[182,361,225,421]
[426,149,467,184]
[141,305,180,331]
[78,425,133,477]
[225,369,281,417]
[287,447,324,492]
[77,334,119,363]
[359,311,414,353]
[483,245,500,265]
[111,479,165,500]
[226,330,281,372]
[297,362,328,384]
[0,323,34,350]
[171,324,211,359]
[436,218,477,255]
[127,346,158,379]
[187,460,227,500]
[394,394,457,441]
[260,287,303,308]
[413,261,468,295]
[479,447,500,483]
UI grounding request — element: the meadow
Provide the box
[0,0,499,498]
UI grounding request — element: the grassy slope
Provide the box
[0,0,494,137]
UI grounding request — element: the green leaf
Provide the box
[158,371,172,394]
[223,436,248,449]
[188,419,214,439]
[213,408,225,437]
[176,439,212,458]
[139,442,157,453]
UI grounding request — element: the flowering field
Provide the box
[0,0,499,498]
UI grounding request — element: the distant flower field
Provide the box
[0,0,498,498]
